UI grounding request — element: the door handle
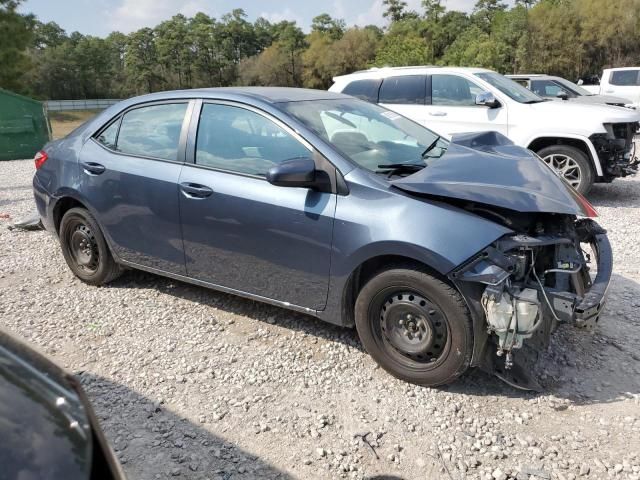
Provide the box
[428,111,447,117]
[81,162,105,175]
[180,182,213,198]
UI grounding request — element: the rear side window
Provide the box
[195,103,310,177]
[610,70,640,86]
[379,75,427,105]
[114,103,188,161]
[342,79,382,103]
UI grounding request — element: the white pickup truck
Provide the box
[580,68,640,108]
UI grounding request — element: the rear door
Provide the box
[378,75,429,126]
[178,101,336,310]
[603,69,640,105]
[423,73,509,138]
[79,101,192,274]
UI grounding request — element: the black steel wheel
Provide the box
[59,207,122,285]
[355,266,473,386]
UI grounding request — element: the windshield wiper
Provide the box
[376,163,426,178]
[422,136,441,157]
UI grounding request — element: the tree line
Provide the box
[1,0,639,100]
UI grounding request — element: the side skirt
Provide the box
[117,259,320,317]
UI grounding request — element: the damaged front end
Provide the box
[590,121,640,180]
[390,132,615,390]
[450,215,612,390]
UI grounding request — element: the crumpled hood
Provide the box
[392,131,591,216]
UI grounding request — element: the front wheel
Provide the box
[537,145,594,194]
[354,267,473,387]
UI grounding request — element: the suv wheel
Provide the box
[537,145,594,194]
[354,267,473,387]
[59,207,122,285]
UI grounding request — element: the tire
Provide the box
[355,266,473,387]
[537,145,594,195]
[59,207,122,286]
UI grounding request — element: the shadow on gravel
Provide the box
[79,372,294,480]
[588,181,640,207]
[106,269,363,351]
[80,372,410,480]
[104,266,640,407]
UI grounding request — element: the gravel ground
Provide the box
[1,158,639,480]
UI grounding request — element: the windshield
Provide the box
[554,77,591,96]
[281,98,449,173]
[475,72,545,103]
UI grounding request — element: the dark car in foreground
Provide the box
[0,329,125,479]
[33,88,612,389]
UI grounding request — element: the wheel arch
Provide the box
[52,194,88,235]
[527,135,603,177]
[338,253,456,329]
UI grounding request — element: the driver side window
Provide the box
[431,74,484,106]
[195,104,311,176]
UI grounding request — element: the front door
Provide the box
[79,101,190,274]
[179,102,336,310]
[424,73,509,138]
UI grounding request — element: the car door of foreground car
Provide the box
[178,101,336,310]
[80,101,192,275]
[424,73,509,138]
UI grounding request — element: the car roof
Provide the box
[128,87,347,105]
[507,74,571,80]
[333,66,494,81]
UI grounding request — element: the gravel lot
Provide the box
[1,158,639,480]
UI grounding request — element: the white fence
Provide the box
[45,99,121,111]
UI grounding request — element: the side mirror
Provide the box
[556,90,569,100]
[267,157,317,188]
[475,91,501,108]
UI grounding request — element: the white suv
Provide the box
[330,66,640,193]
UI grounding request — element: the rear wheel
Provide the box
[355,267,473,387]
[537,145,594,194]
[59,207,122,285]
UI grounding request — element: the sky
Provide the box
[17,0,495,37]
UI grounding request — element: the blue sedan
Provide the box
[33,87,612,389]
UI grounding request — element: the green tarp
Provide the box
[0,88,51,161]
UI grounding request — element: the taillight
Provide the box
[576,192,598,218]
[34,150,48,170]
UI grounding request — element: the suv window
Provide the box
[610,70,640,86]
[531,79,571,97]
[343,79,382,103]
[195,103,310,176]
[432,74,483,106]
[116,103,188,161]
[379,75,426,105]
